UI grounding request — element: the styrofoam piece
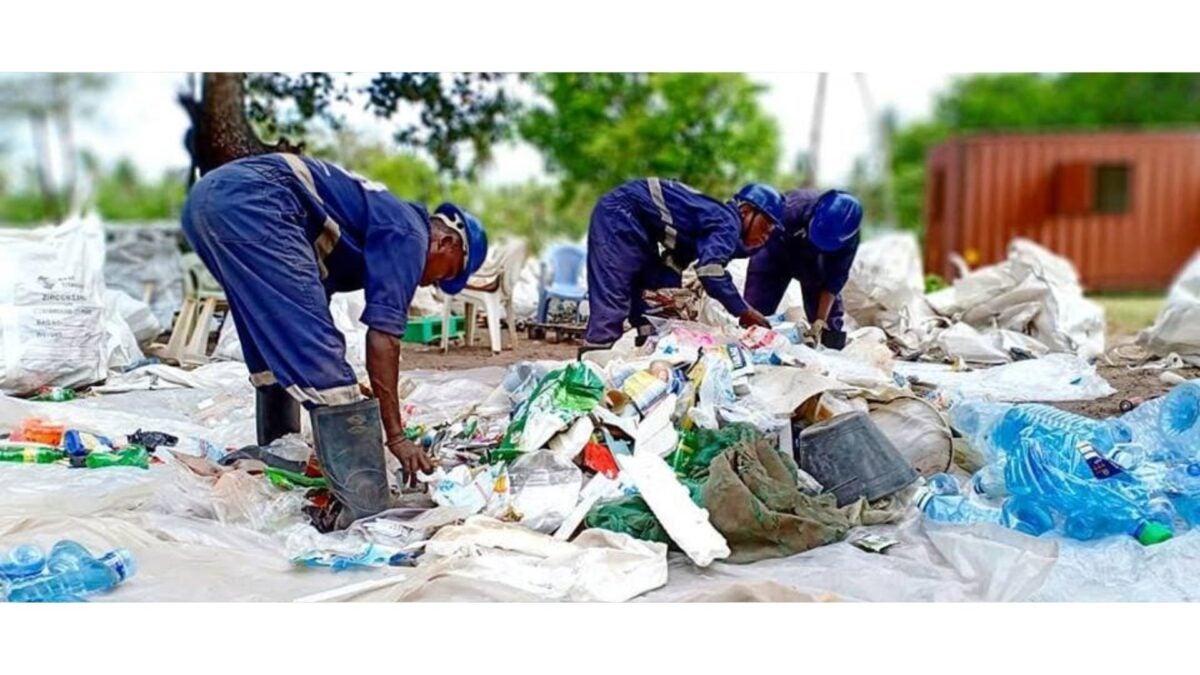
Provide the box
[549,415,594,461]
[634,394,678,457]
[616,451,730,567]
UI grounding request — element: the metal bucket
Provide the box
[793,411,918,507]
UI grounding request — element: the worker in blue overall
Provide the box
[581,179,785,352]
[181,153,487,529]
[743,189,863,349]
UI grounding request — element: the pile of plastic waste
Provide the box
[2,418,155,470]
[921,380,1200,546]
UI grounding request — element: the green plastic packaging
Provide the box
[0,444,64,464]
[83,445,150,469]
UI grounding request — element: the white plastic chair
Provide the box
[157,253,228,366]
[440,239,529,354]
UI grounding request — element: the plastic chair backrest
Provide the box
[498,239,529,296]
[545,244,586,289]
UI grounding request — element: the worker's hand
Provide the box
[738,308,771,330]
[805,319,827,347]
[387,438,433,487]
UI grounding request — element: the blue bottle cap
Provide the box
[100,549,138,581]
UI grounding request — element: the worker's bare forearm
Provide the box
[365,328,405,443]
[817,291,836,323]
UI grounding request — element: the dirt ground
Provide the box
[1053,363,1200,417]
[400,336,579,371]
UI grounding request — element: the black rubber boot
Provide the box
[821,329,848,351]
[577,342,614,360]
[632,323,655,348]
[309,398,390,530]
[256,383,302,447]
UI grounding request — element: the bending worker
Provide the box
[581,178,785,351]
[743,188,862,349]
[181,153,487,529]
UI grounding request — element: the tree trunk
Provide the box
[804,73,827,189]
[29,111,60,223]
[179,73,303,181]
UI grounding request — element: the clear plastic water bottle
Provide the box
[992,405,1126,462]
[2,541,136,602]
[1113,394,1177,461]
[971,463,1009,499]
[917,488,1054,536]
[1000,496,1055,536]
[948,401,1013,461]
[926,472,960,496]
[1003,428,1172,545]
[916,488,1002,526]
[0,545,45,580]
[1162,462,1200,526]
[1161,382,1200,451]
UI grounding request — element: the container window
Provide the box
[1093,164,1131,214]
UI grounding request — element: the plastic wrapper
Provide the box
[691,353,735,430]
[210,470,309,533]
[507,450,583,533]
[262,433,313,463]
[497,362,604,459]
[420,464,509,515]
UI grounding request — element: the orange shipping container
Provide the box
[924,131,1200,291]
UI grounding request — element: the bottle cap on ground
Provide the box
[1135,521,1173,546]
[101,549,138,580]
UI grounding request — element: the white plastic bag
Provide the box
[0,216,108,394]
[843,232,925,323]
[105,289,161,347]
[1139,251,1200,365]
[103,295,144,371]
[894,353,1115,402]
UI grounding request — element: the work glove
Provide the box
[738,308,771,330]
[805,318,827,347]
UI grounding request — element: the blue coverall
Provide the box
[181,153,428,407]
[743,189,859,331]
[584,178,754,345]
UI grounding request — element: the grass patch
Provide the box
[1089,293,1165,336]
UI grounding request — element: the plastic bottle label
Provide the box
[1076,441,1123,480]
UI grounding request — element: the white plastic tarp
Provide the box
[894,353,1115,402]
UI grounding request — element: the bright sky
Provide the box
[0,72,953,188]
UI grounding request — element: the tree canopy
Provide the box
[520,73,782,202]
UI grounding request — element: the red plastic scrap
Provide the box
[583,441,619,479]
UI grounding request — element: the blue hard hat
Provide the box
[733,183,784,228]
[433,202,489,295]
[808,191,863,252]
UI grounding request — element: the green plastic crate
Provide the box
[402,314,465,345]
